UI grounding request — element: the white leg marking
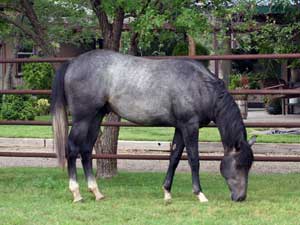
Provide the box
[88,178,104,201]
[197,192,208,202]
[69,179,83,203]
[163,187,172,203]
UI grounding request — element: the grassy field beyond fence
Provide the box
[0,115,298,143]
[0,125,299,143]
[0,168,300,225]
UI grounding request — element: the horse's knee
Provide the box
[80,149,92,163]
[67,138,80,158]
[188,157,199,168]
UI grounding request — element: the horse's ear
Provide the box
[248,135,257,146]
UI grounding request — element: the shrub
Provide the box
[36,98,50,115]
[0,94,36,120]
[172,42,189,56]
[22,57,54,89]
[229,74,250,90]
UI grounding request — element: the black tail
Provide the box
[51,62,69,168]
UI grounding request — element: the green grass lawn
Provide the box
[0,125,298,143]
[0,115,298,143]
[0,168,300,225]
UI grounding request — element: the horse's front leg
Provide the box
[163,128,185,203]
[180,122,208,202]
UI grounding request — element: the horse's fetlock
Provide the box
[163,187,172,202]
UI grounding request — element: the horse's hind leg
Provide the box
[68,120,91,202]
[68,108,105,202]
[81,111,105,201]
[163,128,185,202]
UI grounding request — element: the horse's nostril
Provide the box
[231,194,246,202]
[237,195,246,201]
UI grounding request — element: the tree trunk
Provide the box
[128,32,139,56]
[3,62,14,90]
[221,27,232,87]
[3,33,20,89]
[95,113,120,178]
[188,35,196,56]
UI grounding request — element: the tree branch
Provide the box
[0,5,55,57]
[0,11,37,41]
[111,7,124,51]
[20,0,45,34]
[19,0,55,56]
[90,0,112,34]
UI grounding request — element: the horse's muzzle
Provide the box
[231,193,247,202]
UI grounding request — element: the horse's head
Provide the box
[220,136,256,201]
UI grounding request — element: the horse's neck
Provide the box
[214,93,247,152]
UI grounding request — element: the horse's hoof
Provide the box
[197,192,208,203]
[95,195,105,201]
[73,197,84,203]
[164,198,172,205]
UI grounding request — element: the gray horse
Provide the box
[51,50,255,203]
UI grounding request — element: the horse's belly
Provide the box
[108,97,173,125]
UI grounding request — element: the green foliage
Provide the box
[151,31,178,56]
[0,95,36,120]
[131,8,168,50]
[172,42,210,56]
[1,0,97,52]
[254,60,282,83]
[22,58,54,90]
[289,59,300,69]
[0,20,11,40]
[248,22,300,56]
[123,0,213,51]
[233,2,300,69]
[248,73,261,89]
[172,42,210,66]
[36,98,50,116]
[229,73,260,90]
[229,74,243,90]
[174,7,208,36]
[0,94,2,110]
[35,0,97,46]
[172,42,188,56]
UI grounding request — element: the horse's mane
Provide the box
[214,81,254,169]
